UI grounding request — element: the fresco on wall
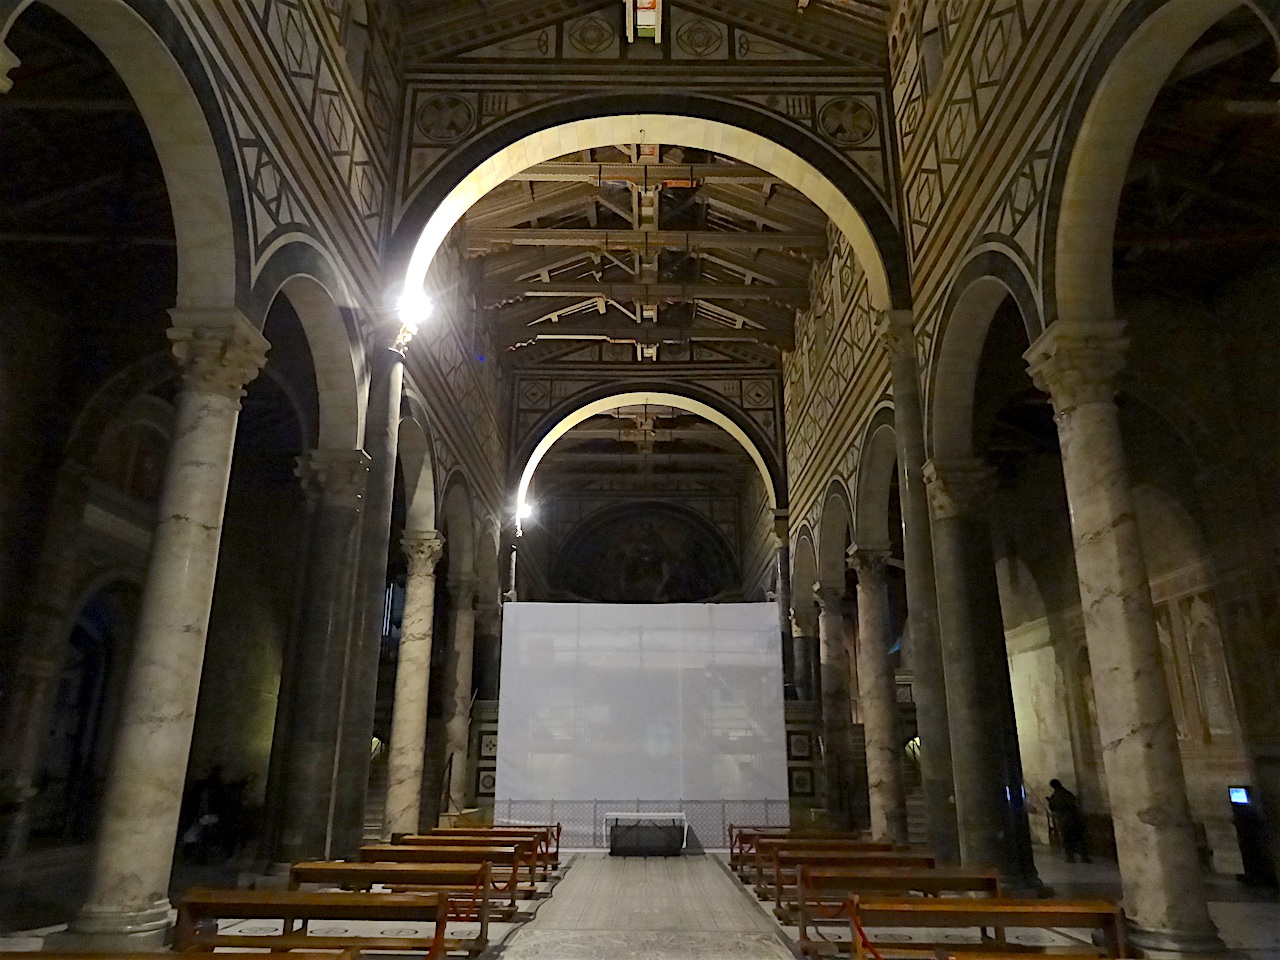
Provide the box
[553,503,737,603]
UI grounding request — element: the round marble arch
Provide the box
[396,111,904,331]
[1,0,237,311]
[516,390,775,534]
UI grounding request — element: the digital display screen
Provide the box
[1230,786,1251,805]
[495,602,788,804]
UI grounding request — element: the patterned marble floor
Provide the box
[495,853,795,960]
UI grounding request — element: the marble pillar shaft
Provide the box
[925,461,1038,890]
[879,310,959,863]
[775,531,796,699]
[474,603,502,701]
[334,351,403,855]
[817,591,856,829]
[64,315,267,945]
[1028,323,1219,951]
[275,456,366,863]
[850,551,908,843]
[444,582,477,812]
[384,532,443,837]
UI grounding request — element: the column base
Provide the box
[44,899,171,952]
[1128,923,1227,957]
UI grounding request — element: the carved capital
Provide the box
[0,42,20,94]
[922,457,995,520]
[402,531,444,576]
[846,546,890,583]
[1024,320,1128,413]
[167,310,269,403]
[814,585,844,614]
[875,309,917,363]
[297,449,370,509]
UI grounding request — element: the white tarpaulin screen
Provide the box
[495,602,788,802]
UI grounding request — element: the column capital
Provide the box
[0,41,20,94]
[815,584,844,612]
[875,309,917,362]
[923,458,996,520]
[847,546,890,582]
[1024,320,1128,413]
[401,531,444,575]
[167,309,269,402]
[297,449,371,510]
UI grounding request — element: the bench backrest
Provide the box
[291,860,488,887]
[359,842,530,865]
[799,866,999,896]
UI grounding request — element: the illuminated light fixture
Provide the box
[515,499,535,536]
[624,0,662,42]
[394,288,431,352]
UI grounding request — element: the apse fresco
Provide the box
[553,504,736,603]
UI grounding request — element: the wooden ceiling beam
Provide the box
[467,227,827,251]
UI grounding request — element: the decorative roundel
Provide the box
[817,97,877,147]
[415,94,476,144]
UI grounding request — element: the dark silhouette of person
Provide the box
[1048,778,1090,863]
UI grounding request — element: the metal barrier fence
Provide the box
[494,799,789,849]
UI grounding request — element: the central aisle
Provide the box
[499,853,794,959]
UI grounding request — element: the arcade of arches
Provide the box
[1,0,1280,954]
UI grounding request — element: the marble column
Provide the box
[52,312,267,950]
[384,531,444,838]
[474,602,502,701]
[817,586,856,829]
[877,309,960,863]
[333,346,403,855]
[1026,321,1222,953]
[848,548,909,843]
[774,517,796,699]
[924,458,1039,892]
[790,607,819,702]
[443,577,478,814]
[272,449,369,866]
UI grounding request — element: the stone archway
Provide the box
[516,389,778,532]
[1048,0,1278,327]
[1,0,239,311]
[391,103,912,331]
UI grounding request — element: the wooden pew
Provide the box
[290,859,511,916]
[731,828,866,875]
[845,896,1127,959]
[173,887,488,958]
[749,838,898,893]
[790,867,1000,944]
[427,823,561,866]
[360,842,538,897]
[765,851,938,910]
[395,830,557,877]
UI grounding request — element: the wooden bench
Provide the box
[789,867,1000,943]
[290,860,511,916]
[173,887,487,958]
[763,851,938,909]
[360,842,539,896]
[425,824,561,866]
[749,838,899,893]
[731,828,866,875]
[844,896,1127,960]
[394,830,557,876]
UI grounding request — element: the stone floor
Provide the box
[495,852,795,960]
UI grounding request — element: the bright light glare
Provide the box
[397,288,431,335]
[517,501,534,520]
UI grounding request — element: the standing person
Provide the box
[1048,778,1090,863]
